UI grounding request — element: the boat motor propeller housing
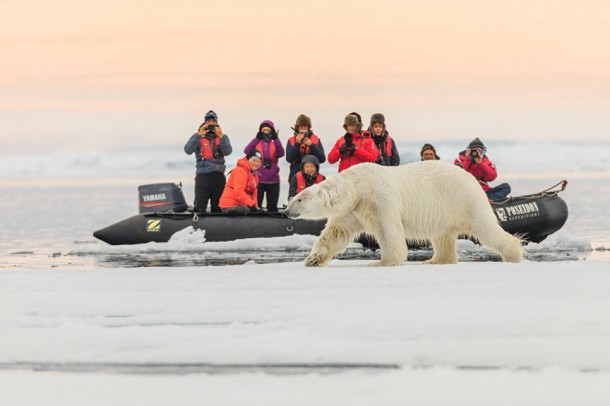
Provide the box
[138,183,188,213]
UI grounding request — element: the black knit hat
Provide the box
[204,110,218,122]
[468,137,485,150]
[246,149,262,160]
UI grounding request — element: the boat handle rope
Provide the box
[541,179,568,195]
[193,213,199,222]
[287,225,294,232]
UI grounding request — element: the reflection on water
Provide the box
[2,244,606,269]
[0,361,400,376]
[79,248,598,268]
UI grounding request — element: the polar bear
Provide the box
[284,161,522,266]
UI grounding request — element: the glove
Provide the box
[256,131,266,140]
[344,133,353,145]
[339,144,348,154]
[269,128,278,140]
[347,145,356,156]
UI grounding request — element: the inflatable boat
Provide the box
[93,181,569,246]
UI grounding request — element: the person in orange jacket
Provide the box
[219,150,262,213]
[327,114,378,172]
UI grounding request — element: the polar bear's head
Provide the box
[285,176,356,220]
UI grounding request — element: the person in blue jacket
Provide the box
[184,110,233,213]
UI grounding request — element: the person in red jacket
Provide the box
[328,114,378,172]
[219,150,262,213]
[454,137,511,201]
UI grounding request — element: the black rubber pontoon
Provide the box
[94,211,326,246]
[93,181,568,246]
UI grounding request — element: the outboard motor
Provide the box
[138,183,188,213]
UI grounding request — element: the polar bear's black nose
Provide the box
[284,207,299,219]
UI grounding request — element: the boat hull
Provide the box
[94,193,568,246]
[93,212,326,246]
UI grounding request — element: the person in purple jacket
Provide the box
[244,120,285,212]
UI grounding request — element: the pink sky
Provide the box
[2,0,610,153]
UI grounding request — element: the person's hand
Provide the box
[197,124,208,137]
[296,133,305,143]
[256,131,265,140]
[339,144,348,154]
[302,137,312,147]
[269,128,278,140]
[215,126,223,138]
[347,144,357,156]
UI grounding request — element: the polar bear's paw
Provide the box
[368,260,404,267]
[304,252,328,267]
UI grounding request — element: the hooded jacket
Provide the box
[219,157,259,208]
[184,133,233,174]
[327,131,378,172]
[288,155,325,199]
[243,137,285,184]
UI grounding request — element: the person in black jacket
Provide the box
[369,113,400,166]
[285,114,326,182]
[288,155,325,201]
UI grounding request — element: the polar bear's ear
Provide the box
[319,186,337,209]
[316,187,332,208]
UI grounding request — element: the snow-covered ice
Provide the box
[2,260,610,404]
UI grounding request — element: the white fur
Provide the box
[285,161,523,267]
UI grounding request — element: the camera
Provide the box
[344,133,353,145]
[263,158,272,169]
[300,130,309,139]
[207,124,217,134]
[470,149,479,159]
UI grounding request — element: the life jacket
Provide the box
[288,134,320,155]
[374,134,393,158]
[199,136,222,160]
[296,171,324,193]
[255,140,278,163]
